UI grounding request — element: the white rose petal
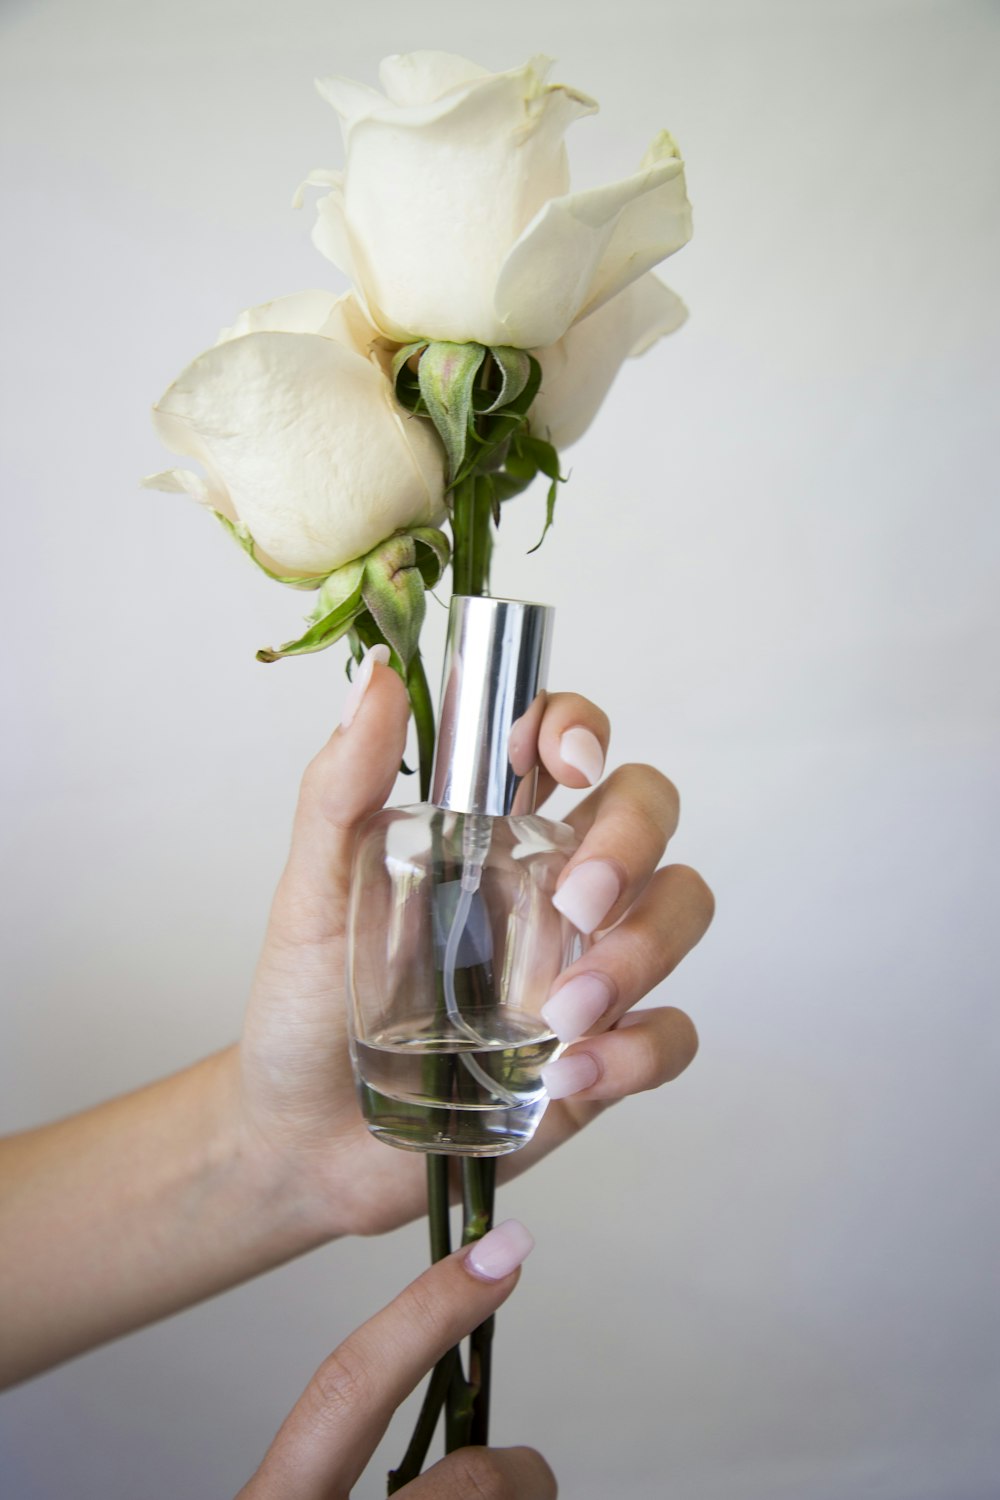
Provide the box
[307,51,691,350]
[146,292,446,577]
[532,274,688,450]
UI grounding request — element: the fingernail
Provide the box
[541,1051,600,1100]
[541,972,615,1044]
[560,726,604,786]
[552,860,621,934]
[465,1219,535,1281]
[341,644,390,729]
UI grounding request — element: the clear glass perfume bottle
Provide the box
[346,597,585,1156]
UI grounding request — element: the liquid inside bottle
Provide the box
[353,1010,562,1156]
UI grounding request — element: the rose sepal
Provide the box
[255,526,450,666]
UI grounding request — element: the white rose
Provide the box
[303,51,692,349]
[144,290,446,577]
[531,273,688,450]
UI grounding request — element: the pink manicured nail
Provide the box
[560,726,605,786]
[541,1052,600,1100]
[552,860,621,934]
[341,644,390,728]
[465,1219,535,1281]
[541,972,615,1044]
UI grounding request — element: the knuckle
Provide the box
[610,763,680,829]
[305,1342,373,1426]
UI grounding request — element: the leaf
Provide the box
[527,475,561,554]
[484,346,532,412]
[256,585,364,662]
[417,341,487,481]
[361,534,426,666]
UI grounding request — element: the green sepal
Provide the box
[482,346,532,413]
[408,526,451,589]
[306,558,366,623]
[391,341,429,385]
[256,587,364,663]
[452,355,542,487]
[417,341,487,482]
[215,513,322,591]
[361,533,426,667]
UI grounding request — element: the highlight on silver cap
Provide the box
[431,596,553,817]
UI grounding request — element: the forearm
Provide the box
[0,1047,334,1386]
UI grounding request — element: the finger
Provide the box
[240,1222,534,1500]
[540,1005,699,1105]
[512,691,610,803]
[549,764,681,935]
[541,865,715,1043]
[401,1445,558,1499]
[266,646,410,949]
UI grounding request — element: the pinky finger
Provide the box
[540,1007,698,1104]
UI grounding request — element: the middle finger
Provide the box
[550,763,681,935]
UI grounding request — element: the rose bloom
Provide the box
[144,291,446,577]
[303,50,692,351]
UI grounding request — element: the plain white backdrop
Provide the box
[1,1,998,1496]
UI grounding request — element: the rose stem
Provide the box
[444,464,499,1450]
[387,650,464,1495]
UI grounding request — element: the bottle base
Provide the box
[359,1084,546,1157]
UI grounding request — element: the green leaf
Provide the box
[256,587,364,662]
[361,534,426,667]
[484,346,532,412]
[527,475,561,554]
[417,341,487,481]
[518,435,562,481]
[215,513,322,591]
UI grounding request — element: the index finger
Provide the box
[239,1221,534,1500]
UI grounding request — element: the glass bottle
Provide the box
[346,596,585,1156]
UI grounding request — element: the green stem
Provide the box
[406,650,436,803]
[387,1345,459,1494]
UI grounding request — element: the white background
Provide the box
[1,1,998,1496]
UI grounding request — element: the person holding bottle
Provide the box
[0,655,713,1493]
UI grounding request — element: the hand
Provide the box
[237,1220,554,1499]
[235,649,714,1237]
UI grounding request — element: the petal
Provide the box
[327,58,597,343]
[291,166,341,209]
[150,331,445,575]
[310,172,356,283]
[494,132,692,349]
[531,274,688,449]
[217,289,346,344]
[377,51,490,106]
[142,465,223,510]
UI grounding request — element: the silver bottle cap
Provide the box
[431,596,553,817]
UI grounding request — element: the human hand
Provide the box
[234,647,714,1238]
[237,1219,553,1499]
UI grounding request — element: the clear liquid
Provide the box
[354,1012,561,1156]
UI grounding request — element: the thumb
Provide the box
[270,645,411,948]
